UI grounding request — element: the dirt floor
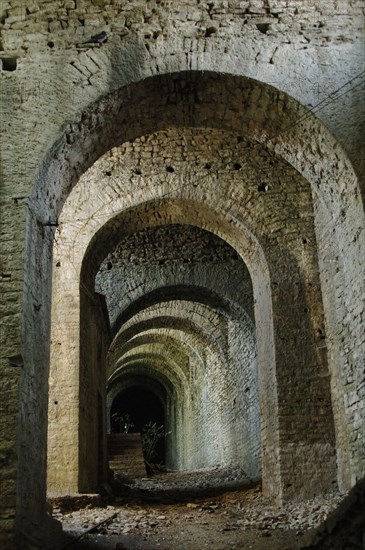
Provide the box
[50,468,345,550]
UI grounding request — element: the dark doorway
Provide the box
[111,386,165,465]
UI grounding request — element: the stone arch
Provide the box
[113,336,198,383]
[107,297,259,474]
[107,374,170,434]
[47,194,277,490]
[111,285,253,338]
[49,173,337,503]
[30,72,363,240]
[106,374,166,472]
[18,70,364,542]
[110,307,230,362]
[109,359,187,401]
[109,382,167,463]
[107,356,191,470]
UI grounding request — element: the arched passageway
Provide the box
[47,195,270,494]
[1,4,363,548]
[111,386,165,436]
[110,386,166,465]
[74,219,261,482]
[13,69,363,548]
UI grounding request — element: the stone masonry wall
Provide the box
[53,124,336,501]
[78,290,110,492]
[96,224,254,328]
[0,2,364,548]
[98,224,261,476]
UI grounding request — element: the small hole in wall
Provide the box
[258,183,269,192]
[256,23,270,35]
[302,238,307,244]
[233,163,241,170]
[2,58,17,71]
[166,166,175,173]
[54,401,58,405]
[135,168,142,175]
[56,261,61,267]
[107,262,112,270]
[204,163,211,170]
[47,41,55,48]
[105,171,112,177]
[205,26,217,37]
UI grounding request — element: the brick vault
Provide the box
[0,2,364,549]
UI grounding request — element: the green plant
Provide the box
[141,421,164,466]
[112,412,134,434]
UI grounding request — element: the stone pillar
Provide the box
[47,241,81,496]
[0,199,25,549]
[272,277,337,501]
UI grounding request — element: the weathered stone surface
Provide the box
[301,477,365,549]
[0,1,364,548]
[47,122,336,506]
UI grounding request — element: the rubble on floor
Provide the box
[51,467,346,550]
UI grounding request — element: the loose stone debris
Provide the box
[51,467,345,550]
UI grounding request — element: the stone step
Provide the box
[109,443,143,449]
[107,433,147,478]
[107,433,144,444]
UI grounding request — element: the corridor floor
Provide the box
[51,468,343,550]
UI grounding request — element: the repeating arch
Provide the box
[17,70,363,544]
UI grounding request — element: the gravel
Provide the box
[51,467,346,550]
